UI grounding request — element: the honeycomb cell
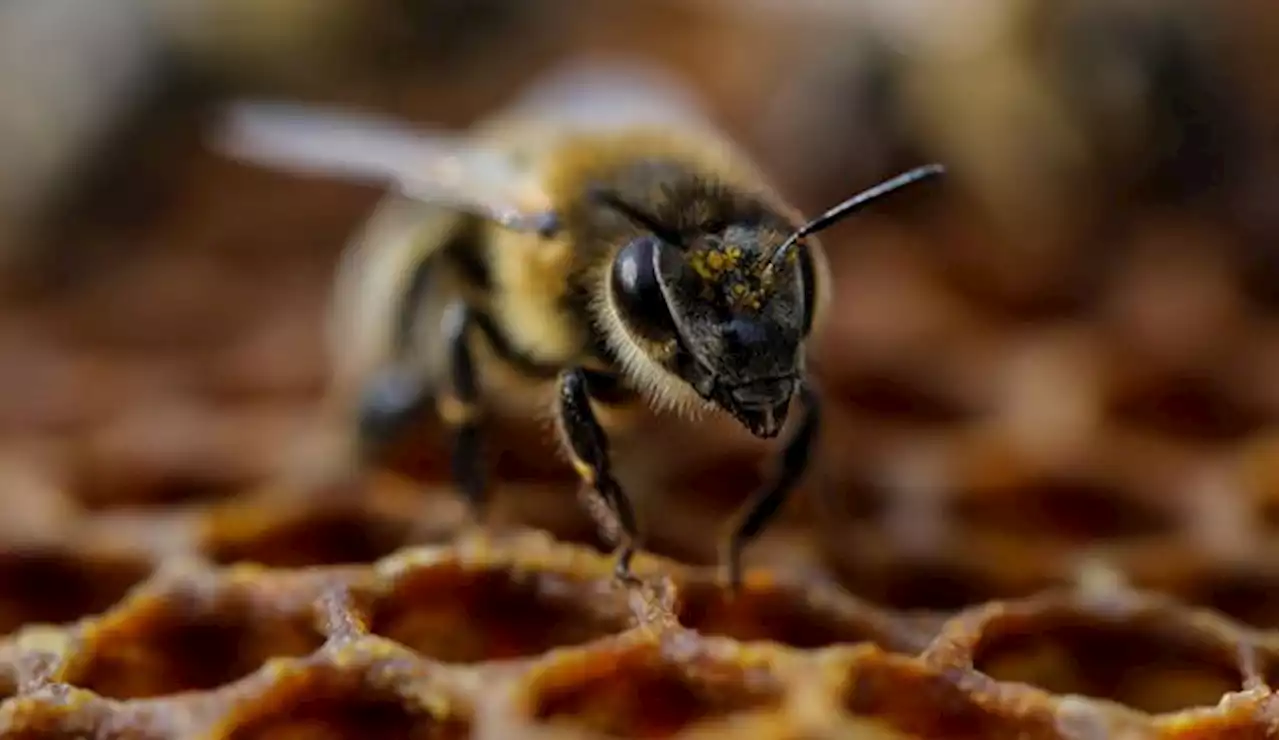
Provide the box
[674,577,923,652]
[0,549,153,634]
[11,732,124,740]
[870,561,1007,613]
[72,398,285,510]
[369,562,629,663]
[955,477,1175,543]
[221,665,470,740]
[203,505,416,567]
[1170,570,1278,631]
[1262,495,1278,532]
[842,658,1052,739]
[54,249,261,352]
[0,725,124,740]
[971,607,1247,714]
[835,371,976,424]
[835,556,1055,613]
[70,585,326,699]
[528,640,784,738]
[1106,376,1267,441]
[0,695,154,740]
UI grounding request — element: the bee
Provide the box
[214,73,943,590]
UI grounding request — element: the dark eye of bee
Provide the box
[611,235,679,340]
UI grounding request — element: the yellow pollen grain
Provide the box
[689,254,713,280]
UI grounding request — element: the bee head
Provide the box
[606,218,807,439]
[597,163,945,438]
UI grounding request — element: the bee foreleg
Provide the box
[439,301,488,522]
[720,381,821,593]
[556,367,642,587]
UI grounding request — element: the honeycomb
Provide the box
[0,515,1275,739]
[0,2,1275,738]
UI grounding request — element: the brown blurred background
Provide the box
[0,0,1274,633]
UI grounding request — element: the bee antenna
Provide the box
[590,188,685,246]
[766,163,945,270]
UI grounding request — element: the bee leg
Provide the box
[439,301,488,523]
[720,381,821,593]
[556,367,642,587]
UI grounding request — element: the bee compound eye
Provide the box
[611,236,679,340]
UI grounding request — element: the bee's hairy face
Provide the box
[608,228,807,438]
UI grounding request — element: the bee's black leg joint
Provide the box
[722,381,821,591]
[557,367,642,586]
[440,301,487,521]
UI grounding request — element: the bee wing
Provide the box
[213,101,552,232]
[498,57,715,135]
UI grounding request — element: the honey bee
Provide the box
[214,70,943,590]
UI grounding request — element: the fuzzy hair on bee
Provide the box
[212,60,943,590]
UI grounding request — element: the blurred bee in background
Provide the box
[806,0,1275,305]
[1042,0,1276,301]
[1044,0,1255,204]
[214,60,943,590]
[751,0,1275,315]
[753,19,921,209]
